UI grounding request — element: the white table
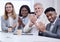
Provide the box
[0,32,60,42]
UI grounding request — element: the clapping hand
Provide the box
[29,14,37,24]
[36,22,46,32]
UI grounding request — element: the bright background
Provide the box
[0,0,60,31]
[0,0,34,31]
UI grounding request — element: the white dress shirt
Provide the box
[50,17,57,32]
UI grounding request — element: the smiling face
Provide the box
[34,4,43,17]
[46,11,57,23]
[21,7,28,17]
[5,4,13,14]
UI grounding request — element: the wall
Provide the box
[34,0,60,15]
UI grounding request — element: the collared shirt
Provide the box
[21,15,29,25]
[36,14,49,35]
[36,13,49,26]
[50,17,58,32]
[19,15,29,32]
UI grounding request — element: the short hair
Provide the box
[34,3,43,8]
[19,5,31,17]
[44,7,56,14]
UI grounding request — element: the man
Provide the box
[38,7,60,39]
[23,3,49,35]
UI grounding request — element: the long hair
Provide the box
[4,2,16,20]
[19,5,31,17]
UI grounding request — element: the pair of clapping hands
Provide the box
[8,23,17,32]
[29,14,46,32]
[18,17,25,27]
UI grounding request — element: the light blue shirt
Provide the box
[20,15,29,32]
[21,15,29,25]
[1,15,18,32]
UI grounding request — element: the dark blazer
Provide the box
[39,18,60,39]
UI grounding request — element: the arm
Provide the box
[23,15,37,33]
[23,21,33,33]
[37,22,58,38]
[1,17,8,31]
[44,24,58,38]
[43,30,57,38]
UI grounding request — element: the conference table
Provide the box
[0,31,60,42]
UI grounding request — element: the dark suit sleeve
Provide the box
[43,23,60,39]
[43,30,57,38]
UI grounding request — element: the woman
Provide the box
[1,2,17,32]
[18,5,31,29]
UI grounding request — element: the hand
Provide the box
[12,23,17,28]
[30,15,37,24]
[18,17,23,26]
[18,17,25,27]
[36,22,46,32]
[29,22,34,27]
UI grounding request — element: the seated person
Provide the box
[38,7,60,39]
[23,3,49,35]
[19,5,31,25]
[1,2,18,32]
[15,5,31,33]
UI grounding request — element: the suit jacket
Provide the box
[1,15,18,32]
[39,18,60,39]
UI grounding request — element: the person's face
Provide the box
[46,11,57,23]
[5,4,13,13]
[34,5,43,16]
[21,7,28,17]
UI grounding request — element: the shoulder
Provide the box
[55,18,60,25]
[1,15,4,20]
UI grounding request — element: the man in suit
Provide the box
[38,7,60,39]
[23,3,49,35]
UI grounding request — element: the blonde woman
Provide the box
[1,2,17,32]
